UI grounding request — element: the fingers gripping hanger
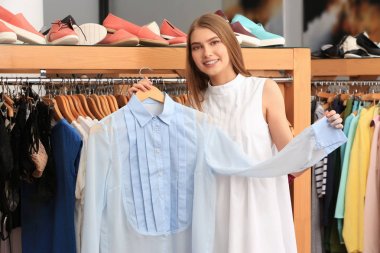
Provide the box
[135,67,164,103]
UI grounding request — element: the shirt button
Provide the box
[155,148,160,154]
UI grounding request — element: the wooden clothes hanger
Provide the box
[55,95,76,123]
[98,95,111,116]
[116,94,128,108]
[100,95,112,115]
[135,69,165,103]
[90,94,106,117]
[76,94,95,119]
[105,95,116,113]
[109,95,119,111]
[71,95,88,117]
[65,95,80,119]
[42,96,63,121]
[87,96,104,120]
[2,101,14,118]
[136,85,165,103]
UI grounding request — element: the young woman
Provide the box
[129,13,343,253]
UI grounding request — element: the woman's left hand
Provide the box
[326,110,343,129]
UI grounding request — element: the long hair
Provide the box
[186,13,251,110]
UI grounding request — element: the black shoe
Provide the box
[40,15,78,35]
[356,33,380,57]
[315,35,348,59]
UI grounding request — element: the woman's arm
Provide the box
[262,79,343,177]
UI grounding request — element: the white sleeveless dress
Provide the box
[202,74,297,253]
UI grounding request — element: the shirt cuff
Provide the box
[311,116,347,154]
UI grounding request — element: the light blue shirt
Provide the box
[335,111,360,242]
[81,94,347,253]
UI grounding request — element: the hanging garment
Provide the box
[74,116,96,253]
[202,74,299,253]
[343,105,376,253]
[313,101,328,198]
[21,119,82,253]
[311,99,326,253]
[335,112,359,243]
[81,93,346,253]
[340,113,354,164]
[343,98,353,121]
[322,96,346,253]
[363,115,380,253]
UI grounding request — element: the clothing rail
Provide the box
[0,76,294,84]
[312,80,380,86]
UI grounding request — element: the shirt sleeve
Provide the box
[81,123,111,253]
[206,117,347,177]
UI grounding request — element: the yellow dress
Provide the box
[343,105,375,252]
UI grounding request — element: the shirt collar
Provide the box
[127,93,175,127]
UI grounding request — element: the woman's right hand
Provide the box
[127,78,153,96]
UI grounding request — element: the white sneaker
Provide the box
[74,23,107,45]
[341,35,369,58]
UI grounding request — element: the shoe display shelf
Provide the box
[312,58,380,94]
[312,58,380,77]
[0,45,312,253]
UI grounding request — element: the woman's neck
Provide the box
[209,73,238,86]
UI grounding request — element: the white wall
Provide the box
[43,0,98,26]
[0,0,44,30]
[110,0,222,32]
[283,0,303,47]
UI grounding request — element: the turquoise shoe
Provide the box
[231,14,285,47]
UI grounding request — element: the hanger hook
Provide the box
[139,67,154,79]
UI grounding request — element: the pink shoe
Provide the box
[46,20,79,45]
[0,20,17,43]
[160,19,187,39]
[168,36,186,46]
[145,21,186,46]
[0,6,45,44]
[98,29,139,46]
[103,13,168,46]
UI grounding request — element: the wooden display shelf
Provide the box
[312,58,380,77]
[0,45,295,73]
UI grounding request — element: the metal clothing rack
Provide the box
[312,80,380,86]
[0,76,294,84]
[312,80,380,94]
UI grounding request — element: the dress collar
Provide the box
[206,74,244,95]
[127,93,175,127]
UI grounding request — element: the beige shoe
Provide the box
[74,23,107,45]
[144,21,160,36]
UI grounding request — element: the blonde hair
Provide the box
[186,13,251,110]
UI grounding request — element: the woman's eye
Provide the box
[210,40,220,45]
[192,46,200,51]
